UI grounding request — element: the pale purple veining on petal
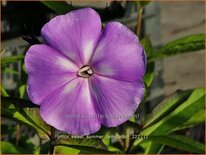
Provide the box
[25,44,78,105]
[40,78,101,135]
[41,8,102,67]
[25,8,146,135]
[90,22,146,82]
[89,74,145,127]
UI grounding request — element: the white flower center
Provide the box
[77,65,93,78]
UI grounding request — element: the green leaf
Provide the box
[130,88,205,151]
[41,1,74,14]
[3,67,19,75]
[54,146,80,154]
[0,84,9,97]
[23,108,51,139]
[19,84,27,98]
[1,139,35,154]
[102,132,111,146]
[53,137,114,154]
[150,34,205,61]
[106,146,124,153]
[172,109,205,131]
[140,36,153,58]
[2,97,51,139]
[140,141,164,154]
[55,137,106,149]
[146,134,205,153]
[2,106,51,140]
[143,89,192,128]
[141,37,155,89]
[1,55,24,64]
[143,62,155,88]
[1,141,20,153]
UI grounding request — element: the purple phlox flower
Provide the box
[25,8,146,135]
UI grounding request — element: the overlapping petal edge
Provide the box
[25,8,146,135]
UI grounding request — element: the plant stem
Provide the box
[49,127,55,154]
[136,6,144,36]
[115,132,124,148]
[15,124,20,145]
[124,127,130,152]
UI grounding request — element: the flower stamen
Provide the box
[77,65,93,78]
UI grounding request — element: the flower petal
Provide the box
[90,74,145,127]
[91,22,146,82]
[40,78,101,135]
[41,8,102,66]
[25,44,78,105]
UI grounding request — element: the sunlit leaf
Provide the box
[54,146,80,154]
[102,132,111,146]
[140,141,164,154]
[19,84,27,98]
[0,84,9,97]
[2,97,51,140]
[1,140,34,154]
[172,109,205,131]
[107,146,124,153]
[2,107,50,140]
[130,88,205,151]
[24,108,51,139]
[1,141,20,153]
[143,89,192,128]
[1,55,24,64]
[150,34,205,61]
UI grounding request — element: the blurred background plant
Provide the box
[1,1,205,154]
